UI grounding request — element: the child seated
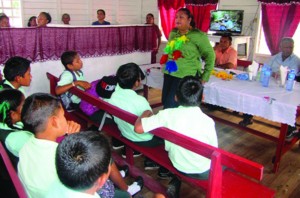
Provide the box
[134,76,218,194]
[109,63,164,169]
[55,51,91,110]
[0,89,32,167]
[46,131,112,197]
[1,56,32,95]
[18,93,141,197]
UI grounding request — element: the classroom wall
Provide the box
[21,0,159,26]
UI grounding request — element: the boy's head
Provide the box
[176,76,203,107]
[56,131,111,191]
[21,93,67,136]
[61,51,83,71]
[116,62,142,89]
[4,56,32,87]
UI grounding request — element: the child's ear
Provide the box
[96,165,111,189]
[134,79,140,89]
[10,110,19,124]
[174,95,178,102]
[50,115,60,130]
[66,64,73,70]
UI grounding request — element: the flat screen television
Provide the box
[209,10,244,35]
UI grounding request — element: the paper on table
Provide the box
[247,61,259,77]
[279,65,288,87]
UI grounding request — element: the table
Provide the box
[140,64,300,173]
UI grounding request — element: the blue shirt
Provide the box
[92,21,110,25]
[267,52,300,75]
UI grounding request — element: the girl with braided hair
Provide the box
[0,89,32,167]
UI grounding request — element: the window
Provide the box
[256,19,300,57]
[0,0,22,27]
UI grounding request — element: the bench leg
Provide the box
[207,151,222,198]
[125,146,134,165]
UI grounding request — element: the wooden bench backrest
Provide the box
[46,72,264,181]
[0,143,27,198]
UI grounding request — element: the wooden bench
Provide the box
[46,72,275,197]
[0,142,27,198]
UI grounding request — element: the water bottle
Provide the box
[286,69,296,91]
[260,64,267,83]
[262,68,271,87]
[256,67,261,81]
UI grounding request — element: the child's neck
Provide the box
[10,81,21,89]
[35,130,59,142]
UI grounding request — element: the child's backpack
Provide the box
[79,76,117,116]
[59,70,83,111]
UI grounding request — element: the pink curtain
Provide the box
[158,0,185,38]
[259,1,300,55]
[186,4,217,32]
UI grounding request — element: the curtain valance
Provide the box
[258,0,300,4]
[185,0,218,5]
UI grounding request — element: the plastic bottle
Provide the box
[260,64,267,83]
[262,67,271,87]
[286,69,296,91]
[256,67,261,81]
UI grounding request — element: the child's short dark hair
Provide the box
[21,93,61,134]
[116,62,141,89]
[61,51,78,70]
[4,56,31,81]
[56,131,111,190]
[176,76,203,106]
[0,89,24,129]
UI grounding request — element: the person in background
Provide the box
[27,16,37,27]
[239,37,300,139]
[160,8,215,109]
[37,12,52,27]
[145,13,162,63]
[214,35,237,69]
[61,13,70,25]
[1,56,32,96]
[0,14,10,28]
[268,37,300,77]
[92,9,110,25]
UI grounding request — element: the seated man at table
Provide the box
[239,37,300,139]
[214,35,237,69]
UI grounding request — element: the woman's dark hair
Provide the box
[178,8,196,28]
[0,89,24,129]
[40,12,52,24]
[27,16,36,27]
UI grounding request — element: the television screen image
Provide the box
[209,10,244,35]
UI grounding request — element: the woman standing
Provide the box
[160,8,215,109]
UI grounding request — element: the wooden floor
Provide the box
[122,88,300,198]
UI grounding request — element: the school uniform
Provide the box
[141,106,218,174]
[57,70,85,104]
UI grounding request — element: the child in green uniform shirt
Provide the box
[1,56,32,96]
[135,76,218,196]
[0,89,32,167]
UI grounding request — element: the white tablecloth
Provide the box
[204,76,299,126]
[139,64,299,126]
